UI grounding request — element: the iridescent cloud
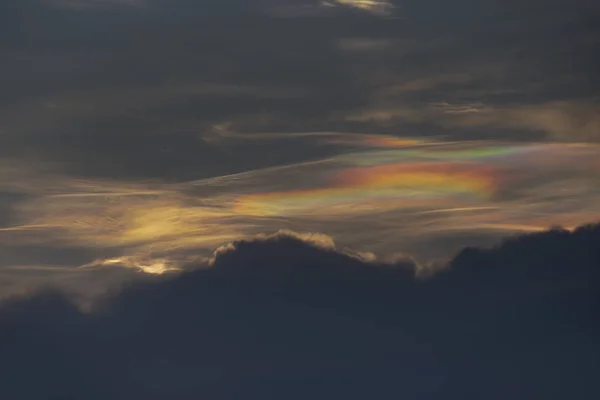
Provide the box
[234,162,501,217]
[1,136,599,284]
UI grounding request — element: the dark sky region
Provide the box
[0,0,599,398]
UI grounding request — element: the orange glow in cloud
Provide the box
[234,162,500,216]
[336,163,498,193]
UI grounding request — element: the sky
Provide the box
[0,1,599,398]
[1,0,599,296]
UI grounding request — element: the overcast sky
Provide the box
[1,2,599,399]
[1,0,599,296]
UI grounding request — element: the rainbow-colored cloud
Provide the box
[234,162,501,216]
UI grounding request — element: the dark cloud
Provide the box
[1,224,598,399]
[1,0,598,181]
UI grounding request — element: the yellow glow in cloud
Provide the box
[3,176,245,258]
[81,256,181,275]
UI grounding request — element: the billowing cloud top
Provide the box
[0,224,599,399]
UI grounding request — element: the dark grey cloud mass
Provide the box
[0,224,599,399]
[1,0,598,181]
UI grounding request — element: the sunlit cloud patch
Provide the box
[0,136,599,286]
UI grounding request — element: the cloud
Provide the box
[2,0,598,186]
[499,101,600,142]
[344,99,600,142]
[233,161,501,216]
[80,255,182,274]
[1,0,598,310]
[0,224,598,399]
[0,261,148,305]
[428,100,600,142]
[1,138,599,297]
[207,229,409,270]
[323,0,396,16]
